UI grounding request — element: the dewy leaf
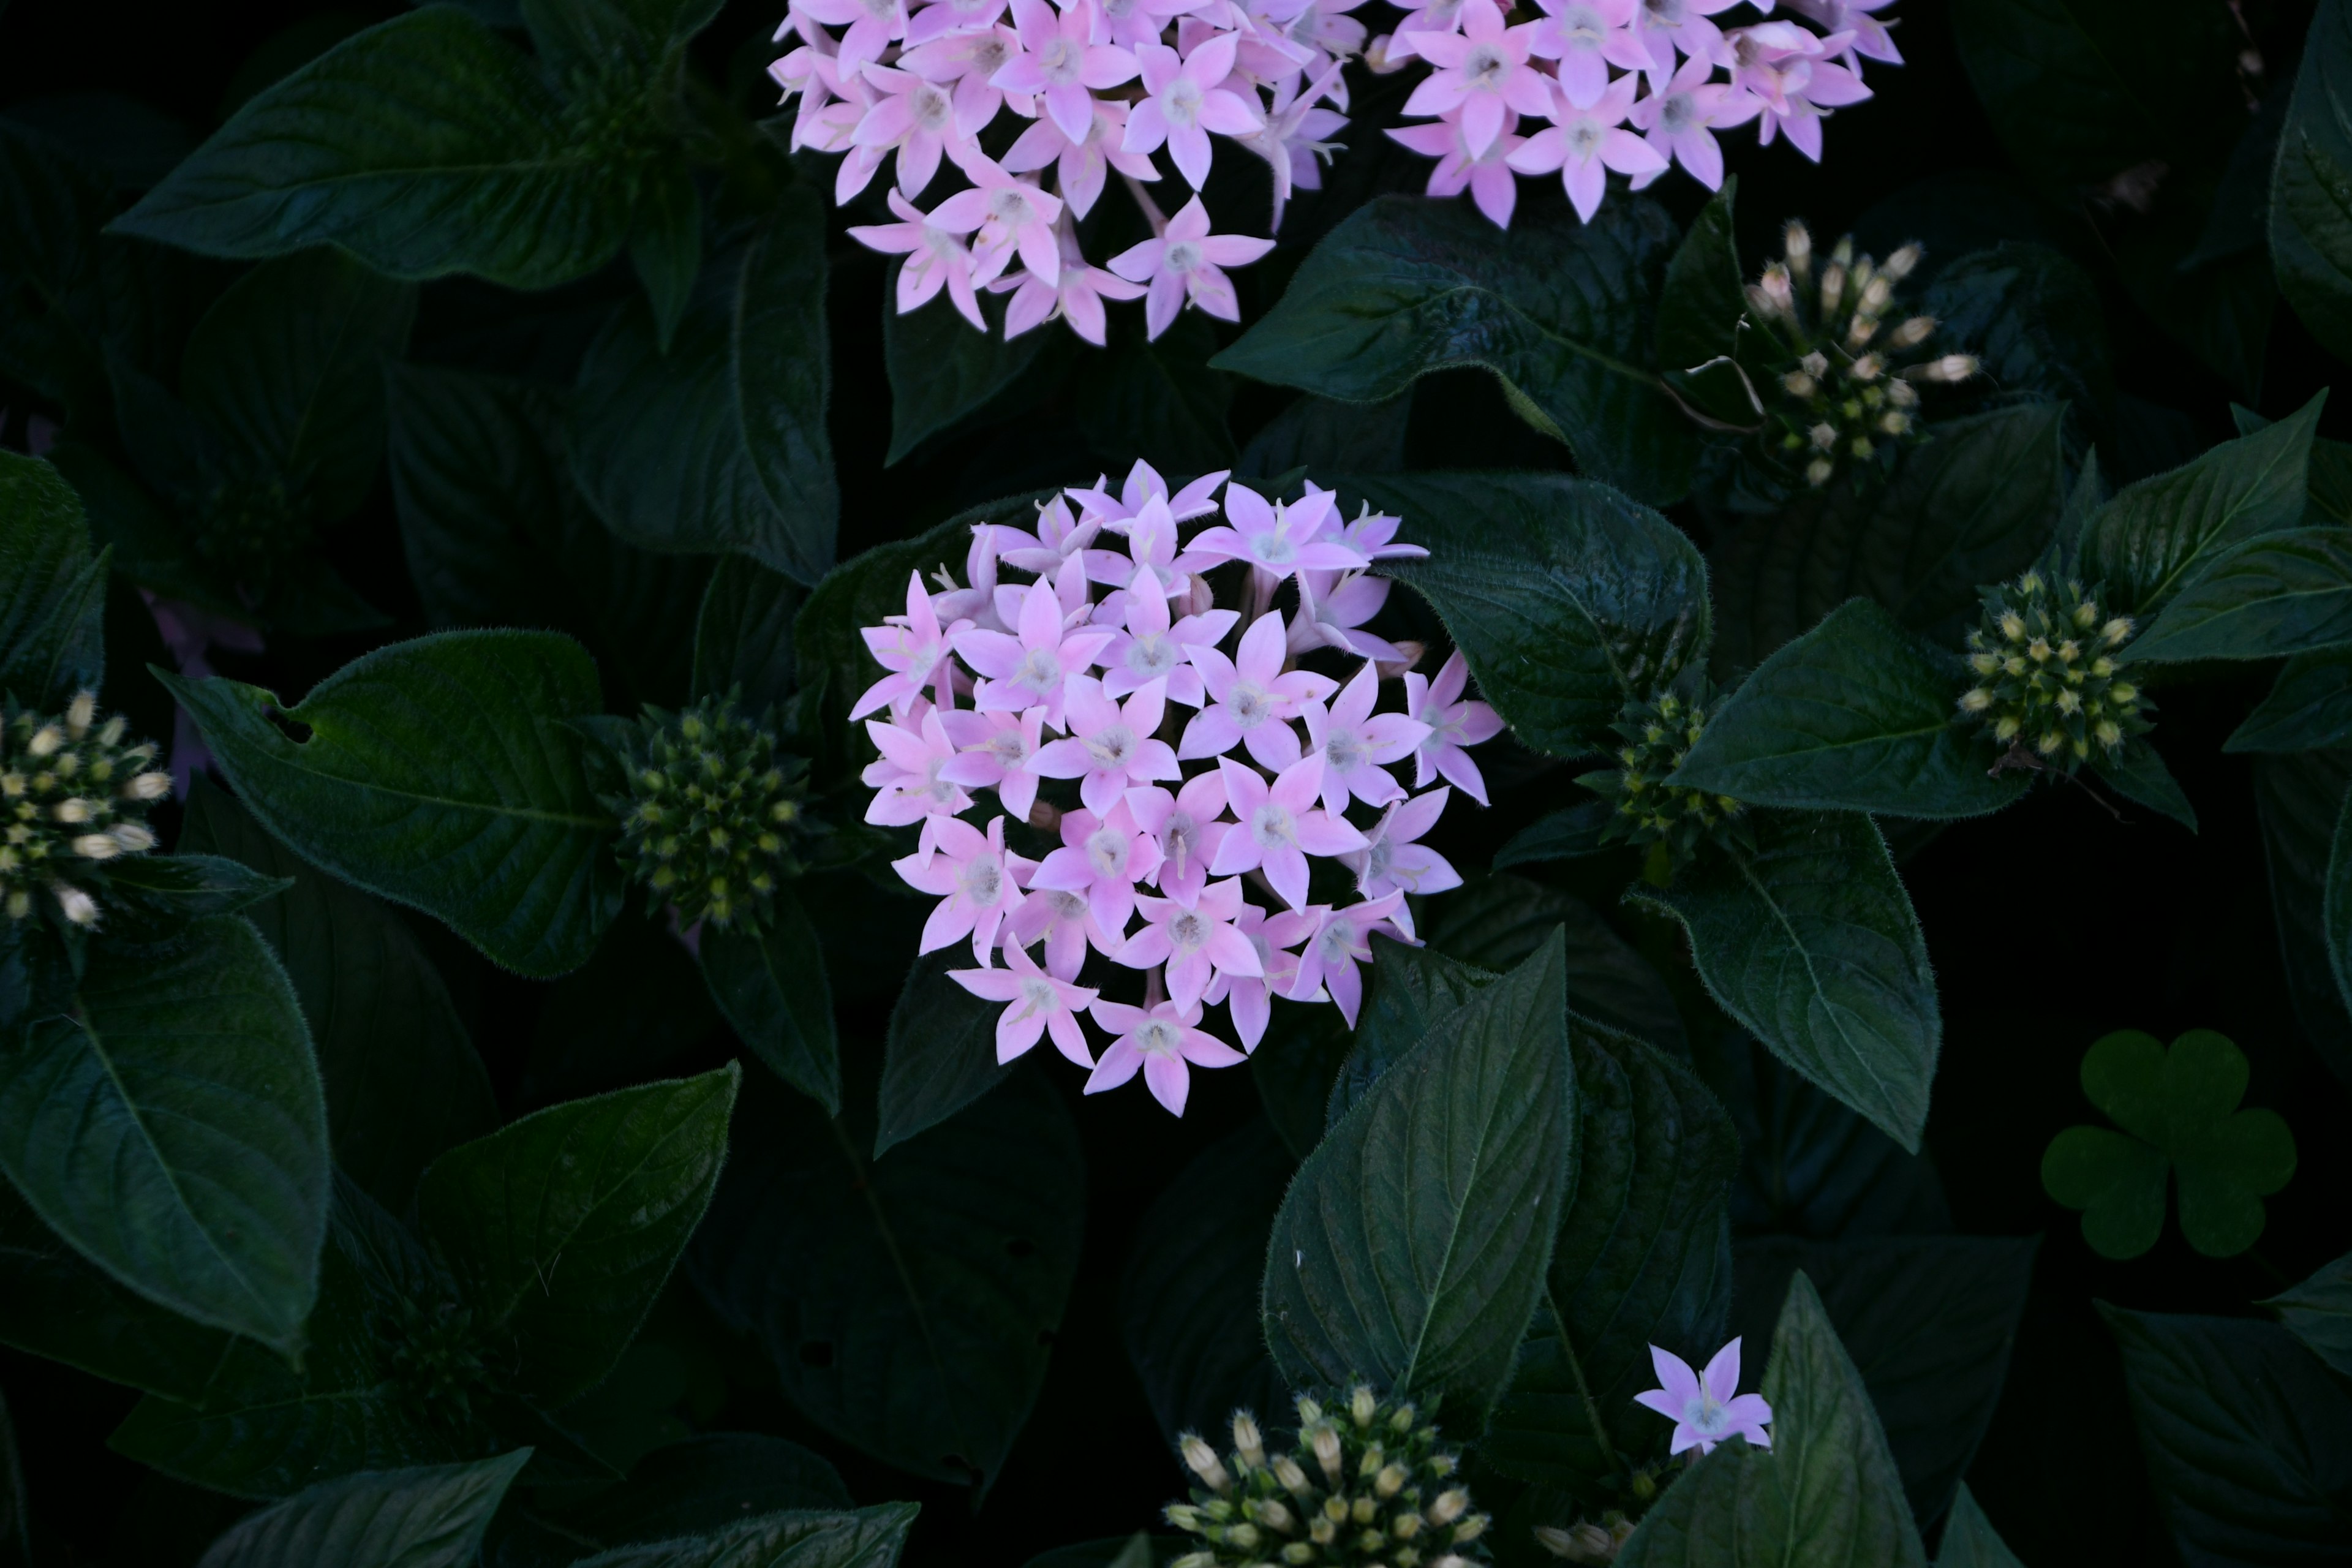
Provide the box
[108,9,635,290]
[2272,0,2352,365]
[1360,472,1710,759]
[1673,598,2025,820]
[2075,393,2324,618]
[180,780,499,1208]
[161,629,623,978]
[415,1065,739,1408]
[1262,930,1577,1430]
[1616,1272,1928,1568]
[2227,647,2352,753]
[1632,813,1939,1152]
[2265,1250,2352,1377]
[1216,196,1701,503]
[2101,1306,2352,1564]
[1936,1483,2029,1568]
[0,449,107,708]
[179,247,416,523]
[2128,527,2352,663]
[0,915,327,1355]
[872,946,1018,1158]
[192,1450,531,1568]
[688,1067,1083,1491]
[567,1502,920,1568]
[700,888,839,1115]
[1708,404,2067,669]
[570,197,839,587]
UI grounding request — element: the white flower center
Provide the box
[1567,118,1604,158]
[1686,1388,1728,1435]
[1325,732,1363,773]
[1086,826,1128,878]
[1251,801,1295,848]
[1659,92,1695,133]
[1169,910,1208,952]
[970,36,1009,72]
[1560,5,1605,46]
[1364,834,1393,881]
[1043,888,1087,921]
[1136,1018,1182,1055]
[1317,917,1356,960]
[988,729,1031,765]
[1038,36,1082,83]
[1164,76,1204,126]
[1252,530,1296,564]
[1164,239,1203,273]
[1017,647,1063,691]
[987,186,1031,224]
[963,857,1003,904]
[1126,633,1177,677]
[1464,44,1507,86]
[1643,0,1684,23]
[1016,974,1060,1018]
[913,85,953,132]
[1231,685,1272,727]
[1085,725,1135,768]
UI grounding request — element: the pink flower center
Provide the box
[1136,1018,1183,1056]
[987,186,1033,225]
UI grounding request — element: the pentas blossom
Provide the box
[1635,1339,1774,1457]
[856,463,1503,1113]
[1385,0,1900,228]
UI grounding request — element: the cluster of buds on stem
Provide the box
[1579,684,1747,869]
[1167,1387,1490,1566]
[607,692,813,929]
[1958,569,2148,771]
[1744,222,1974,489]
[1,693,170,929]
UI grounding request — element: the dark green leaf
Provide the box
[2265,1251,2352,1377]
[1118,1118,1292,1446]
[1654,181,1756,429]
[1422,873,1687,1054]
[1675,598,2024,820]
[1362,472,1709,758]
[1921,245,2114,439]
[567,1503,919,1568]
[110,10,633,290]
[162,630,622,978]
[1074,312,1234,475]
[2130,527,2352,662]
[884,290,1050,466]
[491,1434,851,1568]
[97,853,294,927]
[1264,931,1577,1430]
[2253,750,2352,1087]
[689,1066,1084,1491]
[1324,936,1499,1124]
[0,118,116,416]
[1019,1536,1182,1568]
[628,151,699,355]
[417,1065,739,1407]
[701,889,838,1114]
[1493,798,1616,869]
[1237,392,1410,478]
[193,1451,530,1568]
[1721,1038,1951,1240]
[521,0,723,80]
[181,780,497,1207]
[1937,1483,2027,1568]
[692,557,801,715]
[1251,1001,1352,1160]
[524,907,718,1106]
[2227,648,2352,752]
[1632,813,1939,1152]
[1616,1272,1928,1567]
[873,946,1016,1158]
[1708,404,2067,669]
[0,450,107,708]
[1218,197,1698,503]
[2101,1306,2352,1564]
[570,198,837,586]
[2091,739,2197,832]
[2273,0,2352,364]
[0,915,326,1354]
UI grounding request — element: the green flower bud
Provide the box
[608,692,813,930]
[1959,570,2151,774]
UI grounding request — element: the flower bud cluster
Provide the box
[608,694,813,929]
[1,694,170,929]
[1742,222,1973,489]
[1579,685,1746,867]
[1533,1514,1634,1563]
[1957,569,2148,771]
[1166,1389,1490,1567]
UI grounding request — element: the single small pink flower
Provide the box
[954,576,1116,726]
[1009,883,1118,977]
[900,23,1024,132]
[951,940,1099,1066]
[938,704,1049,818]
[1099,564,1240,704]
[851,65,974,197]
[1124,34,1264,189]
[895,813,1036,963]
[1002,96,1159,220]
[1121,875,1262,1011]
[1287,568,1407,662]
[1287,890,1405,1026]
[1507,74,1665,222]
[792,0,911,74]
[1302,662,1430,813]
[1387,0,1469,59]
[1085,998,1245,1115]
[998,493,1104,577]
[1751,51,1868,160]
[1341,787,1462,937]
[1628,0,1740,89]
[1634,1339,1774,1457]
[1066,459,1229,528]
[1096,0,1201,49]
[1324,496,1428,562]
[854,569,968,720]
[1125,770,1233,902]
[992,0,1140,143]
[846,189,989,330]
[1527,0,1646,105]
[1107,195,1275,341]
[862,703,976,825]
[1386,110,1525,228]
[1782,0,1900,66]
[1235,61,1349,230]
[1180,609,1338,769]
[1028,798,1164,935]
[927,523,1010,630]
[905,0,1011,50]
[925,157,1065,285]
[1205,901,1318,1049]
[998,213,1147,345]
[1188,481,1363,584]
[1401,0,1550,158]
[1212,753,1367,913]
[1405,649,1504,805]
[1626,53,1757,191]
[1033,675,1182,814]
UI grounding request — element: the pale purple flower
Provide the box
[1122,876,1262,1011]
[1085,998,1245,1115]
[1629,0,1739,88]
[1096,0,1203,50]
[1750,50,1869,160]
[951,940,1099,1065]
[1205,901,1317,1049]
[896,813,1036,963]
[851,64,974,197]
[927,524,1010,630]
[1402,0,1550,158]
[793,0,911,74]
[1188,481,1362,584]
[992,0,1140,142]
[1327,496,1428,562]
[1528,0,1646,105]
[1385,111,1525,228]
[1287,891,1405,1026]
[863,703,976,824]
[1212,753,1367,912]
[954,576,1115,725]
[1180,609,1338,769]
[998,213,1148,345]
[1066,459,1228,528]
[1100,564,1239,704]
[1634,1340,1774,1457]
[1780,0,1900,66]
[999,494,1104,578]
[926,157,1065,285]
[1010,884,1117,977]
[1287,568,1406,662]
[854,569,968,720]
[1236,61,1349,229]
[1387,0,1468,58]
[1405,649,1504,805]
[1030,799,1164,935]
[1001,96,1159,219]
[1033,675,1182,813]
[1125,34,1264,188]
[1107,195,1275,341]
[938,704,1049,818]
[1302,662,1430,813]
[1509,74,1665,220]
[1341,788,1461,937]
[902,23,1025,132]
[846,190,988,330]
[1126,771,1232,901]
[1626,53,1756,190]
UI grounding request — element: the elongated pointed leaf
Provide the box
[2265,1251,2352,1376]
[195,1451,530,1568]
[1263,930,1577,1430]
[1633,813,1939,1151]
[492,1434,851,1568]
[883,290,1052,465]
[2093,741,2197,832]
[1422,873,1687,1054]
[701,890,839,1114]
[2253,750,2352,1088]
[2129,527,2352,663]
[692,557,801,715]
[0,450,106,708]
[570,1502,919,1568]
[109,10,633,289]
[2273,0,2352,364]
[1937,1483,2027,1568]
[1324,938,1501,1123]
[872,946,1017,1158]
[2226,647,2352,752]
[161,629,622,978]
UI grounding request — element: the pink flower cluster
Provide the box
[853,462,1502,1115]
[772,0,1366,344]
[1379,0,1897,228]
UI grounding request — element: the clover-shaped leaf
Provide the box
[2041,1030,2297,1259]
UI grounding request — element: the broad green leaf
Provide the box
[0,915,326,1353]
[2091,739,2197,832]
[872,945,1018,1157]
[0,450,107,707]
[627,150,699,355]
[1632,813,1939,1152]
[1616,1272,1928,1568]
[570,199,837,586]
[1675,598,2025,819]
[386,363,706,711]
[1251,1001,1353,1160]
[1238,391,1411,478]
[2227,647,2352,752]
[1324,938,1501,1122]
[1654,181,1756,429]
[1923,246,2114,440]
[883,290,1051,466]
[181,780,497,1207]
[1216,197,1699,503]
[162,630,622,978]
[701,889,839,1114]
[492,1434,851,1568]
[689,1066,1083,1491]
[1486,1023,1737,1495]
[2129,527,2352,662]
[110,10,634,290]
[1724,1038,1950,1239]
[95,852,293,933]
[1493,798,1615,869]
[1422,873,1687,1054]
[1362,472,1709,758]
[1730,1236,2037,1523]
[692,556,801,715]
[1935,1484,2027,1568]
[2075,393,2323,618]
[2265,1251,2352,1376]
[521,0,725,82]
[194,1451,530,1568]
[0,118,117,417]
[1709,405,2067,669]
[568,1503,919,1568]
[179,248,415,522]
[2101,1306,2352,1563]
[417,1065,739,1408]
[1263,931,1577,1430]
[1118,1118,1292,1446]
[1074,312,1235,475]
[2253,750,2352,1088]
[524,907,718,1107]
[2274,0,2352,364]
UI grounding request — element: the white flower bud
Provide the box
[110,823,156,853]
[1809,422,1838,451]
[66,692,96,738]
[1783,221,1812,275]
[52,798,92,824]
[1181,1433,1232,1495]
[55,884,98,926]
[26,725,62,758]
[1232,1411,1265,1469]
[1804,457,1834,487]
[1958,688,1992,713]
[1310,1422,1343,1485]
[1272,1455,1311,1496]
[71,834,121,861]
[1351,1385,1378,1427]
[1429,1489,1468,1525]
[99,716,126,745]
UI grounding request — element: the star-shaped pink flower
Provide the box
[1287,568,1407,663]
[895,813,1036,964]
[1121,875,1262,1011]
[1125,771,1232,903]
[1400,0,1550,158]
[854,569,968,720]
[951,940,1099,1066]
[1405,649,1504,805]
[1340,788,1463,937]
[1634,1338,1774,1457]
[1287,890,1405,1026]
[846,189,989,331]
[1033,675,1182,814]
[1180,610,1338,770]
[1123,34,1264,189]
[990,0,1140,143]
[1206,901,1318,1049]
[1189,481,1364,586]
[1100,564,1239,704]
[1302,662,1431,813]
[1028,798,1163,936]
[924,156,1065,286]
[954,576,1115,726]
[938,705,1049,819]
[1212,753,1366,912]
[1626,53,1758,192]
[1009,883,1117,978]
[863,703,975,825]
[1085,998,1244,1115]
[1507,74,1665,222]
[1386,110,1526,229]
[1108,195,1275,341]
